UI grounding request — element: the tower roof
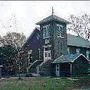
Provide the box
[36,14,70,25]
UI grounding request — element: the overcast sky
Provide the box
[0,1,90,37]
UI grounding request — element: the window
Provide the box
[45,47,50,51]
[45,51,51,57]
[48,52,51,57]
[56,24,64,38]
[28,50,32,63]
[76,48,80,54]
[45,52,47,57]
[45,39,49,44]
[28,50,32,54]
[86,50,89,59]
[43,25,50,39]
[67,47,70,54]
[56,64,59,71]
[44,49,51,61]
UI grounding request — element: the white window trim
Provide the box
[28,50,32,54]
[43,45,51,48]
[45,39,49,44]
[67,47,70,54]
[76,48,80,54]
[56,24,64,38]
[86,50,89,59]
[43,46,51,61]
[43,25,50,39]
[56,64,60,76]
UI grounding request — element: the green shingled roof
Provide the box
[67,34,90,48]
[52,54,88,63]
[36,15,70,25]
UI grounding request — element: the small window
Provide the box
[45,52,47,57]
[28,50,32,54]
[67,47,70,54]
[45,47,50,51]
[45,39,49,44]
[48,53,51,57]
[76,48,80,54]
[86,50,89,59]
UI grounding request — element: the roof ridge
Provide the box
[67,34,89,42]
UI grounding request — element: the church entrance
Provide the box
[60,63,71,77]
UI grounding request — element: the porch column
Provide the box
[70,63,72,76]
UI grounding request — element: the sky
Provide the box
[0,1,90,38]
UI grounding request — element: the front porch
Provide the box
[55,63,72,77]
[53,54,89,77]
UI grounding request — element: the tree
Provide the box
[0,32,26,76]
[68,14,90,40]
[3,32,26,48]
[0,45,18,76]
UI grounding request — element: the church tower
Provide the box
[36,8,70,61]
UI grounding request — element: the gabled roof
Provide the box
[67,34,90,48]
[22,27,40,49]
[52,54,89,64]
[36,15,70,25]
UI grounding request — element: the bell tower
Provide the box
[36,8,70,61]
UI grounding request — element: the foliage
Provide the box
[3,32,26,48]
[0,45,18,76]
[68,14,90,40]
[0,32,26,76]
[16,48,28,74]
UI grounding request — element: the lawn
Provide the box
[0,76,90,90]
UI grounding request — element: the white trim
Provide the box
[70,64,72,75]
[0,65,3,67]
[67,47,70,54]
[44,50,51,61]
[29,60,41,68]
[76,48,80,54]
[43,45,51,47]
[57,36,64,38]
[72,54,89,63]
[56,64,60,76]
[45,39,49,44]
[28,50,32,55]
[86,50,89,59]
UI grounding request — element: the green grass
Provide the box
[0,76,90,90]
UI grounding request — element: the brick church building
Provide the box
[23,9,90,77]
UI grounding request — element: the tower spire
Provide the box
[52,7,54,15]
